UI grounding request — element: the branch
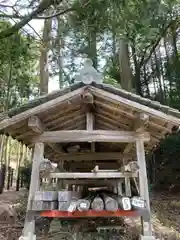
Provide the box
[0,0,59,39]
[0,0,91,39]
[0,7,74,20]
[12,7,42,40]
[139,16,180,67]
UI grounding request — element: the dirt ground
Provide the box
[0,189,26,240]
[0,190,179,240]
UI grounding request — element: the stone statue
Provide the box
[75,59,102,84]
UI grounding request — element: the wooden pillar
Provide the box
[23,142,44,237]
[58,160,64,190]
[122,157,132,197]
[136,137,152,236]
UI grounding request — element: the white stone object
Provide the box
[34,191,58,201]
[75,59,102,84]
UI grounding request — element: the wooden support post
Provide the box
[23,143,44,238]
[125,177,131,197]
[136,137,152,236]
[86,112,95,152]
[117,181,123,196]
[58,160,65,190]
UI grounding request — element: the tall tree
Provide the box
[39,18,52,95]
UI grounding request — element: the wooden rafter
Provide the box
[90,86,180,125]
[0,86,85,130]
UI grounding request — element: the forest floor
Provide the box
[125,192,180,239]
[0,190,179,239]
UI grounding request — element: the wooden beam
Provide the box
[67,162,119,171]
[57,152,123,161]
[0,86,85,130]
[48,143,63,154]
[31,130,150,143]
[90,86,180,126]
[122,113,149,154]
[82,90,94,104]
[61,179,122,186]
[49,171,138,179]
[81,89,94,113]
[28,116,64,154]
[28,116,44,134]
[136,137,152,236]
[123,143,133,154]
[134,113,149,133]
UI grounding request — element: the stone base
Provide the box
[140,236,156,240]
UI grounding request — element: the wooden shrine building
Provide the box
[0,59,180,240]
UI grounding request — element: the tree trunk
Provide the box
[39,18,52,95]
[119,38,133,92]
[16,143,23,191]
[154,51,164,103]
[4,61,13,111]
[0,135,5,168]
[131,43,142,95]
[57,16,63,88]
[10,168,14,187]
[87,30,97,69]
[164,37,172,101]
[171,21,180,89]
[7,137,12,190]
[0,164,6,194]
[112,30,116,59]
[2,136,8,189]
[157,47,167,103]
[143,65,150,97]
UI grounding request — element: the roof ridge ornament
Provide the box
[75,58,102,84]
